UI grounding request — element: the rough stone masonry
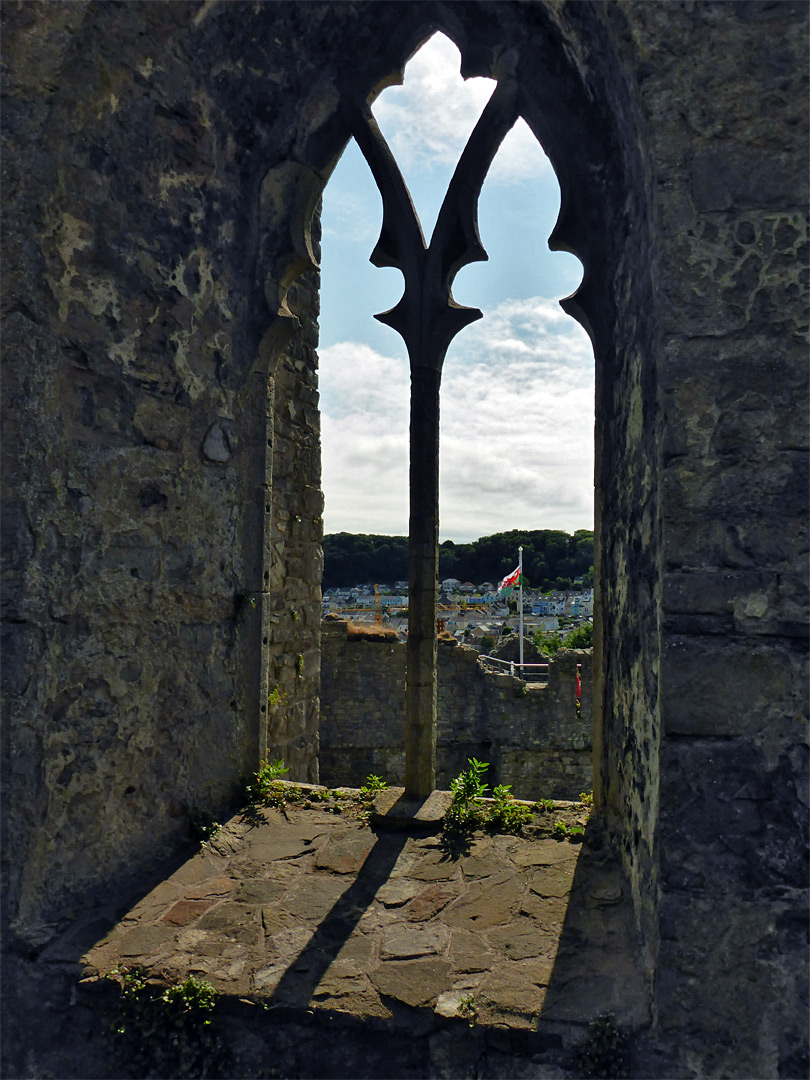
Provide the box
[1,2,807,1078]
[319,620,593,799]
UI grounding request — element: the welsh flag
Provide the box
[497,566,521,595]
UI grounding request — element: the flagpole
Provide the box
[518,545,524,674]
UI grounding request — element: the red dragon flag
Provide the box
[497,566,521,595]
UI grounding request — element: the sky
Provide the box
[318,33,594,543]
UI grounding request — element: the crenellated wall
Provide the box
[320,620,593,799]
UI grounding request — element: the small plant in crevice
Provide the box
[257,757,289,784]
[187,804,221,845]
[553,820,585,842]
[579,790,594,806]
[268,686,286,706]
[536,798,555,813]
[457,992,478,1028]
[295,653,304,677]
[245,758,290,807]
[360,773,388,800]
[572,1012,630,1079]
[491,782,513,807]
[108,968,222,1078]
[234,592,257,624]
[445,757,489,828]
[487,784,532,834]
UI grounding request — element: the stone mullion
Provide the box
[404,364,441,798]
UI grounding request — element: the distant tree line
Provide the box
[322,529,594,592]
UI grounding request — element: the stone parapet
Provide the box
[319,622,592,800]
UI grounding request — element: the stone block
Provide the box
[371,789,452,832]
[662,514,808,574]
[380,924,450,960]
[656,893,807,1078]
[0,621,44,696]
[369,958,451,1009]
[692,148,808,212]
[659,737,808,892]
[661,636,806,737]
[663,569,775,616]
[444,872,524,931]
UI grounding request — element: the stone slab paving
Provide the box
[81,793,649,1036]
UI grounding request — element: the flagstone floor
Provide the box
[81,786,648,1036]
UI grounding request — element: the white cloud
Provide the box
[319,342,411,534]
[320,185,380,244]
[372,33,551,189]
[445,297,593,382]
[319,35,590,542]
[319,297,594,540]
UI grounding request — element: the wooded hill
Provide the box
[323,529,594,592]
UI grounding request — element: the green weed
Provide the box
[109,968,221,1077]
[360,774,388,799]
[245,758,290,807]
[256,758,289,784]
[187,805,221,844]
[447,757,489,824]
[487,784,532,834]
[457,992,478,1028]
[554,820,585,842]
[573,1012,629,1078]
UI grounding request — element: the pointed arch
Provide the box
[256,1,661,974]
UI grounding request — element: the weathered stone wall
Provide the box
[612,5,810,1075]
[262,268,323,781]
[1,0,325,940]
[320,620,592,799]
[2,2,807,1077]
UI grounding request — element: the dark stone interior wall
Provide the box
[263,268,323,779]
[617,5,810,1075]
[523,0,664,979]
[1,0,331,939]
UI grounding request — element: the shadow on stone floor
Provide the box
[3,792,651,1079]
[262,815,412,1012]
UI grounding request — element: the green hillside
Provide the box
[322,529,594,592]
